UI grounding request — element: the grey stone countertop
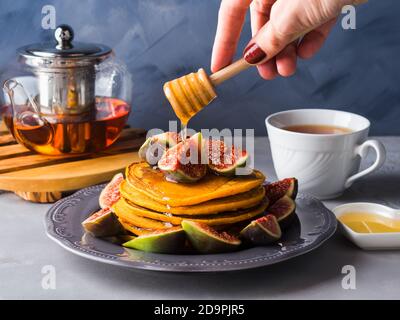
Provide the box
[0,137,399,300]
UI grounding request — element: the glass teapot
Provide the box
[2,25,132,155]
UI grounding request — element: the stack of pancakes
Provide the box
[113,162,268,236]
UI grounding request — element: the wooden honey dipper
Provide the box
[163,58,251,125]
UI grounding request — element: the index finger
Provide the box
[211,0,252,73]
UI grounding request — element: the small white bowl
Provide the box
[332,202,400,250]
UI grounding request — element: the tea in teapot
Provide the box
[2,25,132,155]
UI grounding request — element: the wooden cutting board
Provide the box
[0,124,146,203]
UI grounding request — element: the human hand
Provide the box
[211,0,363,80]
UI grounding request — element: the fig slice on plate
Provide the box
[102,235,136,245]
[207,139,248,176]
[99,173,124,209]
[82,208,125,237]
[122,227,186,254]
[158,132,207,183]
[268,195,296,228]
[264,177,298,204]
[182,220,241,254]
[139,132,180,165]
[240,214,282,245]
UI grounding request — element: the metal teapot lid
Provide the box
[17,25,112,68]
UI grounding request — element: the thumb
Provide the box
[243,0,307,65]
[243,20,297,65]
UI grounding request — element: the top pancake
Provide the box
[126,162,266,207]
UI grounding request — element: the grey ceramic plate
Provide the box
[45,184,337,272]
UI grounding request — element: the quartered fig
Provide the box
[139,132,180,165]
[99,173,124,209]
[240,214,282,245]
[102,235,136,245]
[267,195,296,228]
[207,139,248,176]
[122,227,186,254]
[82,208,125,237]
[264,177,298,204]
[181,220,241,254]
[158,132,207,183]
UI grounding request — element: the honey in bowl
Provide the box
[338,212,400,233]
[283,124,352,134]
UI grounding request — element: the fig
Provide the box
[158,132,207,183]
[118,235,136,242]
[207,139,248,176]
[99,173,124,209]
[82,208,125,237]
[122,227,186,254]
[240,214,282,245]
[102,235,136,245]
[181,220,241,254]
[267,195,296,228]
[264,177,298,204]
[138,132,180,165]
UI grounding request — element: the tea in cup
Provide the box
[266,109,386,199]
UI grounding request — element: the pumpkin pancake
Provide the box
[126,162,265,207]
[114,197,269,227]
[120,180,266,215]
[114,204,174,230]
[118,218,157,236]
[114,198,183,225]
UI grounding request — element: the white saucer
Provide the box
[332,202,400,250]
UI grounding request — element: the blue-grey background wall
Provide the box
[0,0,398,135]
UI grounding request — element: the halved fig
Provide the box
[240,214,281,245]
[264,177,298,204]
[122,227,186,254]
[207,139,248,176]
[268,195,296,228]
[158,132,207,183]
[182,220,241,254]
[82,208,125,237]
[139,132,180,165]
[99,173,124,209]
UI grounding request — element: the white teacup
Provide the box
[266,109,386,199]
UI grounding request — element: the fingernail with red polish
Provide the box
[243,43,267,65]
